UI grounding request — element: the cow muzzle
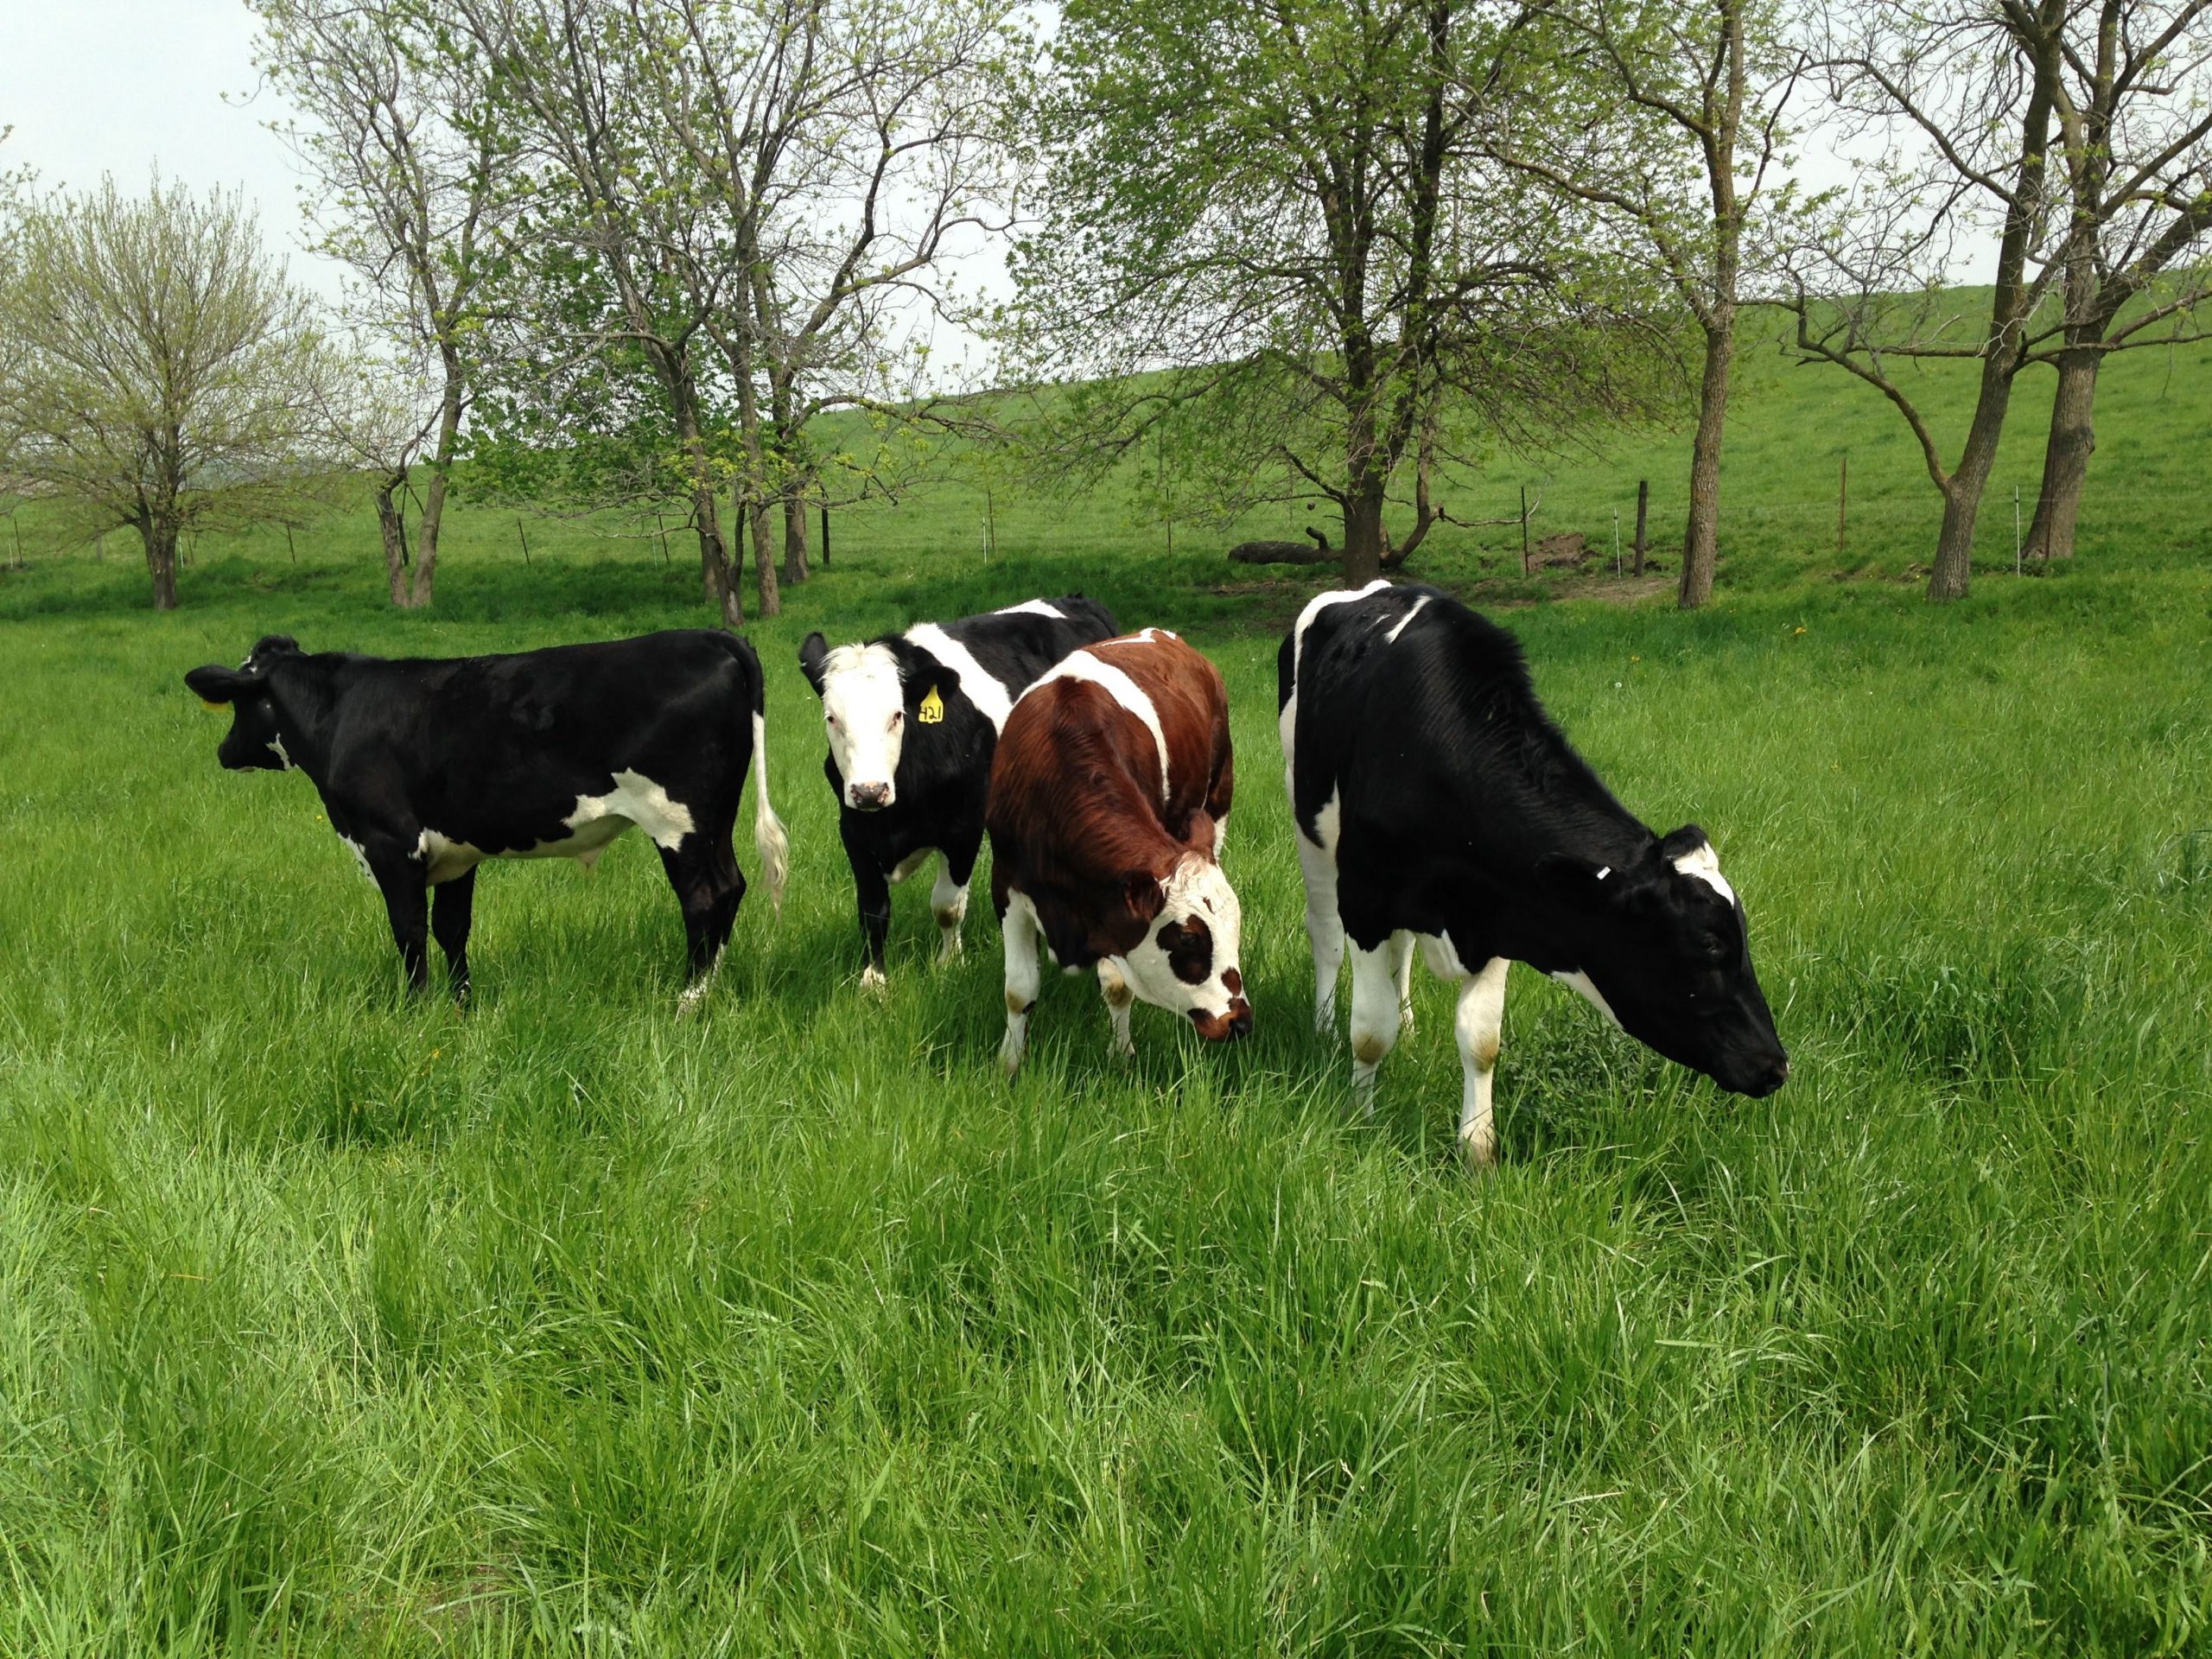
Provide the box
[847,782,893,811]
[1189,997,1254,1042]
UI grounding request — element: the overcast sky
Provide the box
[0,0,348,301]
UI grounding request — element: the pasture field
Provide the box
[3,332,2212,1654]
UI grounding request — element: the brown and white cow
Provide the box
[986,628,1252,1073]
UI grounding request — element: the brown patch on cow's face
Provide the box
[1189,998,1253,1041]
[1155,914,1215,985]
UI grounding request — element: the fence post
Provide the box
[2014,484,2022,575]
[819,500,830,568]
[1837,454,1847,556]
[1519,485,1530,575]
[1633,479,1649,576]
[515,517,530,566]
[1612,506,1621,576]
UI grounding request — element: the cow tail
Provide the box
[748,663,791,914]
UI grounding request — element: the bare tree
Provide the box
[0,178,346,610]
[1785,1,2071,602]
[1486,0,1808,607]
[253,0,518,608]
[2014,0,2212,562]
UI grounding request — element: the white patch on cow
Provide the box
[906,622,1017,733]
[1311,788,1342,859]
[1211,811,1228,860]
[1026,651,1172,804]
[1133,626,1179,644]
[568,769,696,851]
[1383,594,1432,644]
[1114,854,1245,1032]
[817,643,907,807]
[1553,969,1624,1031]
[1419,931,1468,980]
[1295,789,1346,1031]
[339,835,374,883]
[268,734,294,770]
[998,889,1044,1076]
[1288,579,1392,682]
[417,829,489,884]
[1672,841,1737,906]
[994,599,1066,620]
[890,847,935,884]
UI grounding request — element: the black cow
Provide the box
[798,596,1118,983]
[1278,582,1788,1166]
[184,631,788,1010]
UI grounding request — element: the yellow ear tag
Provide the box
[918,685,945,724]
[200,699,227,712]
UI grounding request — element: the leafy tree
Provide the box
[1014,0,1669,586]
[0,177,346,610]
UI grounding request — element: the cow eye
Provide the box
[1700,932,1730,961]
[890,710,903,728]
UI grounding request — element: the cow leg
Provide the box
[660,834,744,1017]
[364,838,430,995]
[1097,958,1136,1058]
[1296,833,1346,1033]
[1454,957,1510,1169]
[1389,929,1417,1034]
[932,839,977,964]
[998,892,1042,1077]
[853,853,893,989]
[1347,938,1404,1113]
[431,867,478,1004]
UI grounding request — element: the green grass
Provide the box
[2,325,2210,1654]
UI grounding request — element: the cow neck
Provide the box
[262,656,352,788]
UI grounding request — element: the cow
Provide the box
[798,595,1118,984]
[987,627,1252,1073]
[1278,582,1788,1167]
[183,630,789,1012]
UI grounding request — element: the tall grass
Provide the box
[1,324,2209,1654]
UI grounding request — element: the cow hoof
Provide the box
[860,965,888,993]
[1458,1135,1497,1174]
[1109,1037,1136,1062]
[676,984,711,1020]
[997,1046,1024,1079]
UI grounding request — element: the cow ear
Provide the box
[1658,823,1710,861]
[1183,809,1217,855]
[1535,852,1625,904]
[1121,870,1166,921]
[185,664,262,704]
[909,662,960,707]
[798,632,830,696]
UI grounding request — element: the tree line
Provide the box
[1,0,2206,613]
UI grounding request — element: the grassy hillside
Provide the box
[1,309,2209,1654]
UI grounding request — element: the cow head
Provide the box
[799,633,962,812]
[1114,836,1251,1041]
[1539,824,1788,1096]
[184,636,303,772]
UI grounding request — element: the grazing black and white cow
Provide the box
[184,630,788,1010]
[1279,582,1788,1166]
[798,595,1117,983]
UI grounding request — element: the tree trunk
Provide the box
[750,493,780,619]
[1928,351,2022,602]
[375,474,410,607]
[1678,313,1734,608]
[781,486,811,587]
[409,366,466,609]
[2021,342,2100,563]
[1339,476,1388,587]
[142,513,180,612]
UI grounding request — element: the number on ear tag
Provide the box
[918,685,945,724]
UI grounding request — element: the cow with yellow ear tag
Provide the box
[798,597,1118,985]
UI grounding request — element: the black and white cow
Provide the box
[184,630,788,1011]
[798,595,1117,983]
[1279,582,1788,1166]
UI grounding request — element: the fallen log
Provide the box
[1228,539,1336,565]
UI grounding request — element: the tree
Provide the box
[1484,0,1807,607]
[2014,0,2212,563]
[1785,0,2071,602]
[0,178,346,610]
[1015,0,1669,586]
[251,0,518,609]
[454,0,753,622]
